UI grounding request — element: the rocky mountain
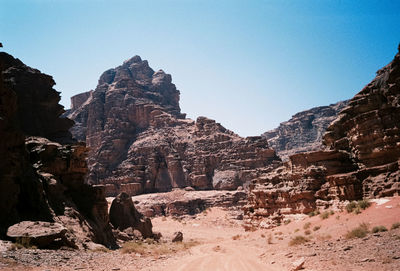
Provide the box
[262,100,348,161]
[245,46,400,228]
[0,52,116,248]
[67,56,281,196]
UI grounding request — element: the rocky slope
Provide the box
[245,46,400,227]
[262,100,348,161]
[67,56,280,196]
[0,52,116,249]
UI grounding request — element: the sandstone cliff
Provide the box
[67,56,281,196]
[262,100,348,161]
[0,52,116,248]
[245,46,400,228]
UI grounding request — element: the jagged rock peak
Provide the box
[262,100,348,161]
[67,55,281,194]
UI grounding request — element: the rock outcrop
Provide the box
[262,101,348,161]
[0,52,116,249]
[245,46,400,228]
[67,56,280,196]
[109,192,154,238]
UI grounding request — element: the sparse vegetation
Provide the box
[121,240,199,255]
[294,228,300,233]
[284,219,291,225]
[91,246,110,253]
[308,210,320,217]
[313,225,321,231]
[372,226,388,233]
[345,223,369,239]
[391,222,400,230]
[267,234,273,244]
[320,211,330,219]
[345,201,357,213]
[316,234,332,241]
[232,234,241,240]
[357,200,371,210]
[303,222,311,230]
[346,200,371,214]
[304,230,311,235]
[289,235,309,246]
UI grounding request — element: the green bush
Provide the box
[346,201,357,213]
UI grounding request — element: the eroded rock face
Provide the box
[109,192,154,238]
[67,56,280,195]
[262,101,348,161]
[245,46,400,228]
[0,52,116,249]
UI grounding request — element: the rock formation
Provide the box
[67,56,280,196]
[0,52,116,249]
[245,46,400,228]
[262,100,348,161]
[109,192,154,238]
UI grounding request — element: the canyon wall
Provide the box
[0,52,116,248]
[245,46,400,228]
[67,56,281,196]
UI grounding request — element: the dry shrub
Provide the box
[320,211,330,220]
[303,222,311,230]
[345,223,369,239]
[304,230,311,235]
[232,234,241,240]
[372,226,388,233]
[313,225,321,231]
[289,235,309,246]
[391,222,400,230]
[121,240,199,255]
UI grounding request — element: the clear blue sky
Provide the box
[1,0,399,136]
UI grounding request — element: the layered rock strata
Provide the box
[245,46,400,227]
[67,56,280,196]
[0,52,116,249]
[262,100,348,161]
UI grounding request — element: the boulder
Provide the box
[109,192,154,238]
[172,231,183,242]
[6,221,74,249]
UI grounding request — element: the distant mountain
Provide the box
[67,56,280,196]
[262,100,349,161]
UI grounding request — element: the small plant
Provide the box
[391,222,400,230]
[345,223,369,239]
[336,215,340,220]
[357,200,371,210]
[308,209,320,217]
[267,234,273,244]
[303,222,311,230]
[353,207,361,214]
[304,230,311,235]
[232,234,241,240]
[289,235,309,246]
[320,211,330,220]
[294,228,300,233]
[346,201,357,213]
[372,226,388,233]
[91,246,110,253]
[313,225,321,231]
[284,219,291,225]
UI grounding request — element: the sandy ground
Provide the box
[1,197,400,271]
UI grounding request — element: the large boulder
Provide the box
[109,192,154,238]
[6,221,74,249]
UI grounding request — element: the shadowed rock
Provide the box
[109,192,154,238]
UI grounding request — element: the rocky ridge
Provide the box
[0,52,117,249]
[262,100,348,161]
[67,56,280,196]
[245,46,400,228]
